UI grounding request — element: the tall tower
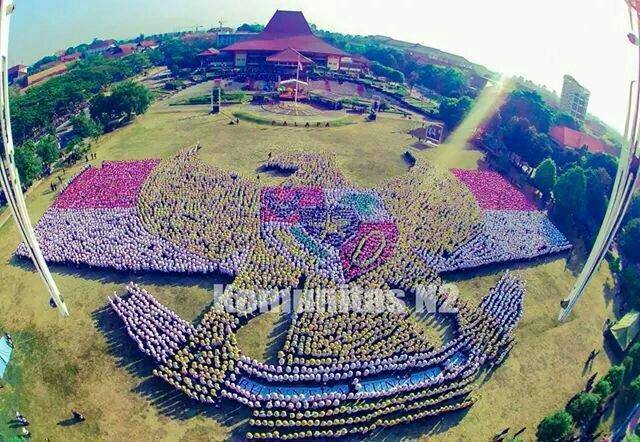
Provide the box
[560,74,591,124]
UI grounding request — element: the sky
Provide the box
[8,0,636,132]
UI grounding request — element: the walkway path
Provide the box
[237,352,466,398]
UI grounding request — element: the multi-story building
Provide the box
[560,74,590,124]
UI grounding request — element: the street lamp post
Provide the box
[0,0,69,317]
[559,0,640,322]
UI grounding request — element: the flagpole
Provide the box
[295,53,300,108]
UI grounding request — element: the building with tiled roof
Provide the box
[138,40,159,50]
[26,63,68,87]
[87,39,116,55]
[59,52,81,63]
[266,48,313,65]
[106,44,137,59]
[549,125,618,156]
[221,10,361,72]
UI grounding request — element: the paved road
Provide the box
[613,402,640,441]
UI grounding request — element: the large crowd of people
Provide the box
[451,168,538,211]
[263,151,349,188]
[19,146,572,437]
[54,160,160,209]
[379,161,483,258]
[16,207,218,273]
[137,147,260,275]
[421,210,572,273]
[23,149,569,283]
[110,273,526,440]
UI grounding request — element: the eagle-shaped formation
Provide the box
[18,148,571,439]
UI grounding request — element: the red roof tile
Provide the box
[266,48,313,64]
[222,10,347,57]
[89,39,116,50]
[106,44,137,59]
[549,126,618,156]
[139,40,158,48]
[60,52,81,63]
[198,48,221,57]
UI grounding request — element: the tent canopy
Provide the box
[279,79,308,86]
[0,335,13,379]
[611,310,640,351]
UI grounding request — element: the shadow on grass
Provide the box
[264,310,292,366]
[410,141,432,151]
[91,305,249,436]
[364,407,470,441]
[10,255,232,293]
[442,251,572,284]
[57,417,82,427]
[256,164,296,178]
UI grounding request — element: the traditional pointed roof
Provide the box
[266,48,313,64]
[221,10,347,57]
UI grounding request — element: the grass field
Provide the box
[0,84,619,441]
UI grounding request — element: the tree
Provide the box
[580,167,613,243]
[554,111,582,131]
[585,153,618,181]
[566,392,600,425]
[70,113,102,140]
[65,137,90,164]
[624,193,640,226]
[438,96,473,130]
[14,142,43,187]
[553,166,587,226]
[35,135,59,166]
[417,64,467,97]
[627,343,640,377]
[236,23,264,33]
[370,61,405,83]
[620,266,640,307]
[10,54,157,145]
[530,133,553,167]
[533,158,557,195]
[501,89,554,133]
[503,117,552,167]
[626,376,640,404]
[620,219,640,263]
[111,81,153,120]
[592,379,613,400]
[604,364,626,392]
[90,81,153,127]
[536,410,573,442]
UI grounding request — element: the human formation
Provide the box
[16,147,571,437]
[110,273,526,439]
